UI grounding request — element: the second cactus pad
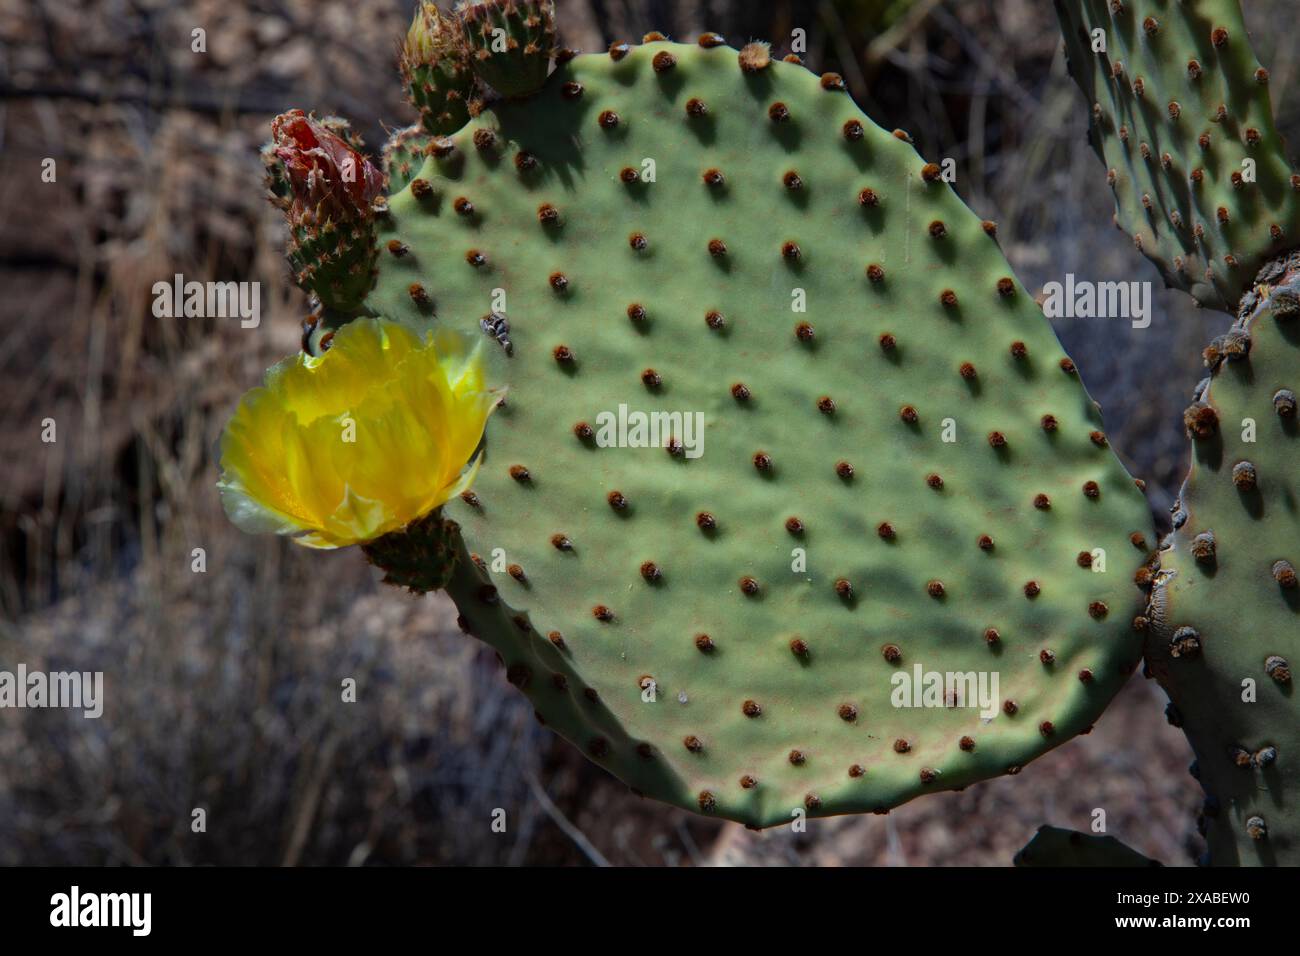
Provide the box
[1149,255,1300,864]
[1014,825,1160,867]
[362,38,1154,826]
[1055,0,1300,312]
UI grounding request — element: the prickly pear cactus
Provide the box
[1054,0,1300,312]
[330,31,1158,827]
[1147,253,1300,865]
[1014,825,1161,866]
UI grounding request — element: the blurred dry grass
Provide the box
[4,0,1297,865]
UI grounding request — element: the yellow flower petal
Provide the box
[218,318,501,548]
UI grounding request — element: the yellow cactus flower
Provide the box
[217,318,501,549]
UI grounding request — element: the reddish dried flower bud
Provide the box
[269,110,386,311]
[270,110,385,222]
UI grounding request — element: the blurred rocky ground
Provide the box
[3,0,1295,865]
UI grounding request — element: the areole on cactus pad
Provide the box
[237,2,1164,830]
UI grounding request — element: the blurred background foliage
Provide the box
[1,0,1297,865]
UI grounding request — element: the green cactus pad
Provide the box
[1014,824,1161,866]
[1054,0,1300,312]
[1148,254,1300,865]
[342,39,1155,827]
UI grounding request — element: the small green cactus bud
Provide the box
[456,0,556,98]
[402,3,478,135]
